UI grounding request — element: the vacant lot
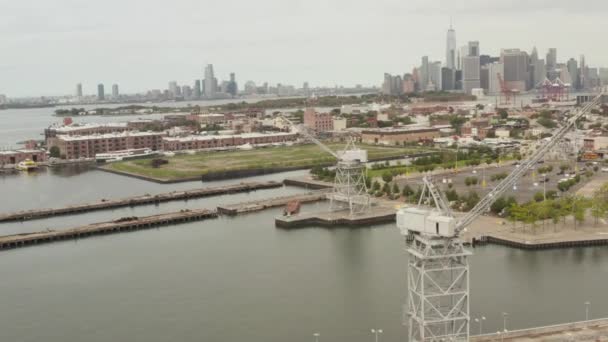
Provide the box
[106,143,428,181]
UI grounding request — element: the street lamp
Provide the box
[585,301,591,321]
[502,312,509,331]
[542,173,547,200]
[371,329,383,342]
[313,332,320,342]
[474,316,486,335]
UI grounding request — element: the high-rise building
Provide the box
[579,55,587,89]
[227,72,238,96]
[182,85,192,98]
[0,94,7,105]
[457,45,468,71]
[546,48,557,71]
[567,58,579,89]
[429,61,442,91]
[441,67,455,91]
[501,49,529,91]
[76,83,83,97]
[112,84,119,98]
[468,41,480,57]
[599,68,608,86]
[420,56,430,91]
[194,80,202,98]
[445,25,457,70]
[534,59,547,88]
[462,55,481,95]
[204,64,216,98]
[97,84,105,101]
[487,62,504,95]
[529,47,539,88]
[168,81,179,97]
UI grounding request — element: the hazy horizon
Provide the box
[2,0,607,97]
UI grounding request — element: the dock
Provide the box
[217,190,330,215]
[471,317,608,341]
[283,177,333,189]
[0,181,282,222]
[0,209,218,250]
[275,205,397,228]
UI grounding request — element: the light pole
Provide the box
[502,312,509,331]
[474,316,486,335]
[585,301,591,321]
[313,332,320,342]
[371,329,383,342]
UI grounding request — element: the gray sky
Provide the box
[2,0,607,97]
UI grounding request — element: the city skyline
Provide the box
[3,0,608,97]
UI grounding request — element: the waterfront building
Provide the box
[76,83,83,97]
[161,132,297,151]
[48,131,165,159]
[0,149,47,165]
[534,59,547,88]
[361,127,440,145]
[97,84,105,101]
[303,108,333,132]
[45,122,130,140]
[182,85,192,98]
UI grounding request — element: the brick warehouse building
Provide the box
[48,131,165,159]
[162,132,297,151]
[303,108,333,132]
[0,150,48,165]
[361,127,440,145]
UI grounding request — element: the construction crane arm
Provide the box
[278,114,339,159]
[421,177,454,218]
[453,93,603,235]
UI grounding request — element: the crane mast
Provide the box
[398,92,604,342]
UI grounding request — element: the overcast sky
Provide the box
[2,0,607,97]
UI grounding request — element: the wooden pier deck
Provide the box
[0,181,282,222]
[275,205,397,228]
[0,209,218,250]
[217,190,330,215]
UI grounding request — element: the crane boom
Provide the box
[453,92,603,235]
[278,114,339,159]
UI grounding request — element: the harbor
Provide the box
[471,317,608,341]
[0,181,282,222]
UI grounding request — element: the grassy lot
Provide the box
[106,143,429,181]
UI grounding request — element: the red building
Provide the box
[48,131,165,159]
[161,132,297,151]
[303,108,333,132]
[0,149,47,165]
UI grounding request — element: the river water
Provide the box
[0,106,607,342]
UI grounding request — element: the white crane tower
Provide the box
[397,93,604,342]
[279,115,371,216]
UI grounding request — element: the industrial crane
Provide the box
[397,92,604,342]
[278,114,371,216]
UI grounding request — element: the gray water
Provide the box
[1,105,607,341]
[0,167,607,342]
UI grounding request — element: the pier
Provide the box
[0,209,218,250]
[217,190,330,215]
[471,317,608,341]
[0,181,282,222]
[275,205,397,228]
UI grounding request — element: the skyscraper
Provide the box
[445,25,457,70]
[194,80,202,98]
[420,56,430,91]
[534,59,547,89]
[468,41,480,57]
[76,83,83,97]
[204,64,216,98]
[579,55,587,89]
[429,61,442,91]
[462,41,481,95]
[501,49,529,91]
[97,84,105,101]
[546,48,557,71]
[227,72,238,96]
[567,58,579,89]
[169,81,179,97]
[487,62,504,95]
[112,84,119,98]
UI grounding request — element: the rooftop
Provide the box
[51,122,128,132]
[162,132,295,142]
[56,131,165,141]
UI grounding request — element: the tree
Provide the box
[445,189,459,202]
[382,182,391,195]
[392,183,401,194]
[402,184,414,198]
[382,172,393,183]
[49,146,61,158]
[372,181,381,191]
[490,197,507,214]
[498,109,508,120]
[533,191,545,202]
